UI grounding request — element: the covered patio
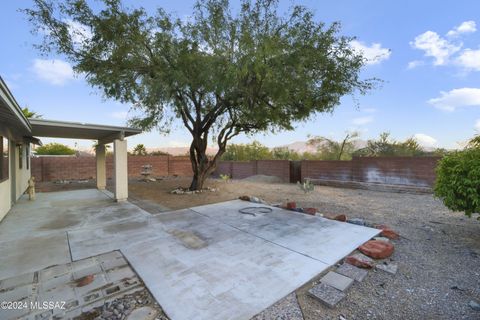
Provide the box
[29,119,141,201]
[0,188,379,320]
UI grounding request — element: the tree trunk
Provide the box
[188,137,225,191]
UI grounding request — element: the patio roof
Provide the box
[29,118,142,144]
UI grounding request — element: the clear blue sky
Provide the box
[1,0,479,150]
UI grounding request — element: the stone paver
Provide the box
[0,251,144,320]
[320,271,354,292]
[336,263,369,282]
[308,282,346,308]
[251,292,304,320]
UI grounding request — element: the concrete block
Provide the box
[40,272,73,291]
[320,271,354,292]
[38,264,71,282]
[74,273,108,296]
[0,284,33,302]
[336,263,369,282]
[106,266,136,283]
[100,256,128,271]
[308,282,346,308]
[72,263,102,280]
[0,272,35,290]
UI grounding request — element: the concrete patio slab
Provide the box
[0,233,71,280]
[1,190,380,320]
[190,200,380,265]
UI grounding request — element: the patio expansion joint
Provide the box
[190,208,331,266]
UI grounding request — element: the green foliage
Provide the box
[25,0,376,189]
[222,141,271,161]
[297,179,315,193]
[132,144,147,156]
[353,132,434,157]
[36,143,75,155]
[219,174,231,182]
[308,131,359,160]
[434,145,480,218]
[22,107,42,119]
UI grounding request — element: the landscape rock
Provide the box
[375,224,400,240]
[469,300,480,311]
[239,195,250,201]
[373,236,390,242]
[345,253,374,269]
[359,240,394,259]
[380,229,400,240]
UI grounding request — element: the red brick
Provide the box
[358,240,394,259]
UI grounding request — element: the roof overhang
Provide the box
[29,119,142,144]
[0,76,32,141]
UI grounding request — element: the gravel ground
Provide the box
[76,289,169,320]
[127,177,480,320]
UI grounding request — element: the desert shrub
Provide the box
[434,147,480,217]
[35,143,75,155]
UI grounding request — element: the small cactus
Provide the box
[297,179,315,193]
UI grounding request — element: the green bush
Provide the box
[35,143,75,155]
[434,147,480,217]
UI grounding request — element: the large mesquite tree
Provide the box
[25,0,376,190]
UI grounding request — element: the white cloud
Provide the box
[475,119,480,132]
[350,40,391,65]
[410,31,461,65]
[363,107,376,113]
[447,20,477,37]
[413,133,437,148]
[456,48,480,71]
[428,87,480,111]
[110,111,128,120]
[32,59,74,85]
[407,60,425,69]
[65,19,92,44]
[352,116,374,125]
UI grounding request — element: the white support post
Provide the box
[95,144,106,190]
[113,139,128,201]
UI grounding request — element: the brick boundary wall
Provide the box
[301,156,441,187]
[31,155,440,187]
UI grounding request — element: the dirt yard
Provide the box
[128,176,480,320]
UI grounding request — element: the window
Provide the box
[19,145,23,169]
[0,137,8,182]
[26,144,30,170]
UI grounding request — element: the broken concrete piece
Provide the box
[359,240,394,259]
[336,263,369,282]
[376,263,398,275]
[373,236,390,242]
[347,218,365,226]
[320,271,354,292]
[308,282,346,308]
[345,253,374,269]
